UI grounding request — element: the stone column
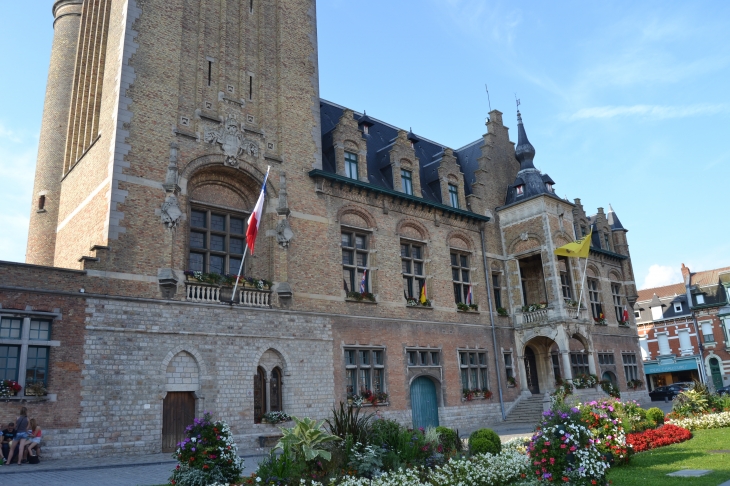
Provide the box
[26,0,84,266]
[561,351,573,382]
[517,353,530,393]
[587,349,597,376]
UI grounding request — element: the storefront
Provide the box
[643,356,702,391]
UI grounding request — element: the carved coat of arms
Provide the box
[161,194,183,229]
[205,115,259,167]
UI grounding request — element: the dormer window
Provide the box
[448,184,459,208]
[344,151,358,180]
[545,183,553,192]
[696,294,705,305]
[650,305,663,321]
[674,302,683,313]
[363,125,369,135]
[401,169,413,195]
[516,185,524,196]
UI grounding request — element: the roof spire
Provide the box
[515,105,536,171]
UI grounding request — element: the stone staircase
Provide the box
[503,394,545,425]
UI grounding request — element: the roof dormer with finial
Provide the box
[504,108,558,206]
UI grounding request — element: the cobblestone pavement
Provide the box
[0,453,267,486]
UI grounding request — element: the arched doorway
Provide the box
[709,358,723,390]
[602,371,617,385]
[524,347,540,394]
[254,366,267,423]
[410,376,439,429]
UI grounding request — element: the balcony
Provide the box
[514,302,590,329]
[184,282,271,308]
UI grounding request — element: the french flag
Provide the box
[466,284,473,305]
[246,166,270,255]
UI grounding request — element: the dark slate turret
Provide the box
[607,204,625,231]
[504,110,557,205]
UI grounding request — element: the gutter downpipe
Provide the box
[479,224,506,421]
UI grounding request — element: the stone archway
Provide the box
[520,336,560,394]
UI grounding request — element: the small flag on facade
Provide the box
[554,229,592,258]
[420,281,428,304]
[360,270,367,294]
[245,166,270,255]
[466,284,473,305]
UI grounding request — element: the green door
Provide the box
[411,376,439,429]
[709,358,723,391]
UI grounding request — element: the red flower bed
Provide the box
[626,424,692,452]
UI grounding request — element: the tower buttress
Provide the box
[26,0,84,266]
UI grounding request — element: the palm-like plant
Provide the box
[276,416,340,462]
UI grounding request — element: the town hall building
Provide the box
[0,0,647,458]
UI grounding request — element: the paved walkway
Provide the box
[0,450,269,486]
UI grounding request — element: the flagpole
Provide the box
[229,245,249,305]
[574,256,589,319]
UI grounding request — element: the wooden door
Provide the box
[410,376,439,429]
[254,367,266,423]
[524,347,540,394]
[162,392,195,453]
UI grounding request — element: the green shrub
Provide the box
[468,428,501,456]
[646,407,665,425]
[325,402,373,445]
[254,447,307,485]
[435,426,459,453]
[672,389,710,417]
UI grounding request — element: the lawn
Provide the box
[608,428,730,486]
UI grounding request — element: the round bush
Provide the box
[646,407,665,425]
[435,426,458,452]
[468,428,501,455]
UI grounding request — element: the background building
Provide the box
[636,264,730,391]
[0,0,646,458]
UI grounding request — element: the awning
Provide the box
[644,359,699,374]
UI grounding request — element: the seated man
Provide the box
[1,422,15,462]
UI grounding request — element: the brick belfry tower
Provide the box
[26,0,84,266]
[26,0,321,295]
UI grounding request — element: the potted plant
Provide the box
[462,388,474,401]
[347,291,376,302]
[506,376,516,388]
[261,411,292,425]
[497,307,508,316]
[482,388,493,399]
[564,299,579,308]
[457,302,477,312]
[627,379,644,390]
[0,380,22,397]
[375,391,388,404]
[24,382,47,397]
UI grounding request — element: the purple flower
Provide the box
[191,447,196,452]
[543,473,552,479]
[571,407,579,413]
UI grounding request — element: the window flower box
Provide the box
[346,291,376,303]
[456,302,478,312]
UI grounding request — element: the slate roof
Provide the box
[319,99,486,207]
[607,204,625,230]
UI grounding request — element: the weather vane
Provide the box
[515,94,521,110]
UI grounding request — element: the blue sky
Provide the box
[1,0,728,289]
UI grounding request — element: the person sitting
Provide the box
[1,422,15,463]
[24,419,42,461]
[5,407,29,466]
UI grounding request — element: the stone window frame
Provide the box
[558,256,574,300]
[0,312,61,397]
[622,353,638,381]
[341,227,372,295]
[458,349,489,391]
[503,352,514,380]
[450,250,472,305]
[401,168,414,195]
[492,273,503,309]
[570,352,590,376]
[598,353,615,365]
[587,278,603,319]
[343,346,386,398]
[344,151,359,180]
[448,183,460,208]
[401,240,426,301]
[406,347,441,367]
[611,282,623,322]
[188,203,249,275]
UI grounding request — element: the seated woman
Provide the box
[5,407,29,466]
[24,419,41,460]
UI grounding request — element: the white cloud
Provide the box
[568,103,729,121]
[641,264,682,290]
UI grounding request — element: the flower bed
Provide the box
[667,411,730,430]
[625,424,691,453]
[578,399,629,463]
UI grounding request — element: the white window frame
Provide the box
[651,306,663,321]
[696,294,705,304]
[700,320,715,343]
[674,302,683,313]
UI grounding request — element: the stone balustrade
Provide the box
[184,282,271,308]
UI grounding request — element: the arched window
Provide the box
[254,366,266,423]
[270,367,282,413]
